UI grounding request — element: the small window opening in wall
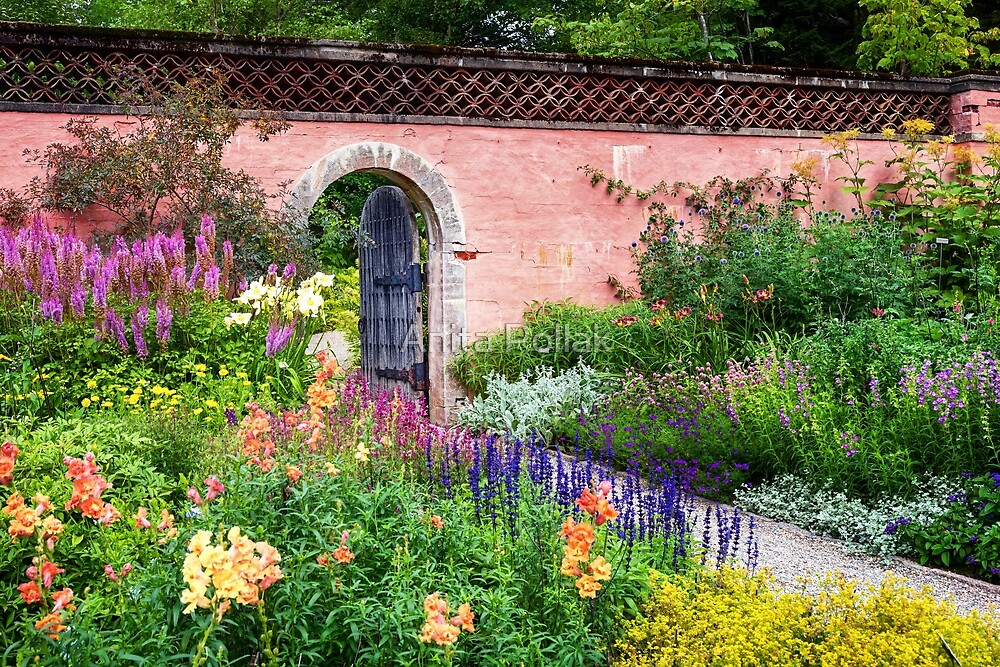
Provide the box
[988,99,1000,108]
[962,104,980,114]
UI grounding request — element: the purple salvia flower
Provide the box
[221,240,234,293]
[194,235,210,268]
[200,215,216,257]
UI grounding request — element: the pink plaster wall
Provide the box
[0,111,978,337]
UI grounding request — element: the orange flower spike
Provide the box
[423,592,447,616]
[587,555,612,581]
[450,603,475,633]
[560,557,582,577]
[286,464,303,484]
[97,502,121,525]
[0,441,18,485]
[316,553,329,566]
[575,574,602,599]
[40,560,64,588]
[2,492,24,516]
[575,488,599,515]
[41,516,63,549]
[558,516,578,538]
[332,546,355,564]
[568,521,596,547]
[34,612,66,640]
[134,507,151,529]
[17,581,41,604]
[430,515,445,529]
[8,506,38,540]
[51,588,75,612]
[594,497,619,526]
[32,493,52,515]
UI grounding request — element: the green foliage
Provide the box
[310,172,394,270]
[534,0,780,63]
[735,473,963,557]
[857,0,1000,75]
[449,300,733,396]
[899,472,1000,580]
[456,363,603,440]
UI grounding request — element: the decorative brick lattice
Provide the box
[0,27,953,133]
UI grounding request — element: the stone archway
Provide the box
[287,142,467,423]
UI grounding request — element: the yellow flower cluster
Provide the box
[618,568,1000,667]
[181,527,283,617]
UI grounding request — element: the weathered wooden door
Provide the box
[359,185,425,396]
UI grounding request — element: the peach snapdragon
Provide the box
[0,440,20,485]
[181,526,283,617]
[63,452,119,524]
[419,592,475,646]
[559,484,618,598]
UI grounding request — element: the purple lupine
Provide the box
[281,263,296,282]
[70,282,87,319]
[155,298,172,349]
[200,215,217,257]
[131,307,149,359]
[203,266,220,302]
[186,261,202,292]
[264,321,295,357]
[40,297,63,324]
[105,308,129,354]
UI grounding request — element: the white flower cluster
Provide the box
[224,271,336,328]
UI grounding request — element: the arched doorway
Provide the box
[287,142,467,423]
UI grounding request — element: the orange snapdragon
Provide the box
[63,452,119,524]
[239,403,278,471]
[419,592,475,646]
[0,440,20,485]
[560,484,619,598]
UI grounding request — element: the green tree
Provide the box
[755,0,862,69]
[857,0,1000,76]
[534,0,778,63]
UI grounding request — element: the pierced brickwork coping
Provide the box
[5,21,998,135]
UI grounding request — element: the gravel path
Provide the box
[689,496,1000,616]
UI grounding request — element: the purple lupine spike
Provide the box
[131,307,149,359]
[237,276,248,293]
[264,321,295,357]
[69,282,86,319]
[105,308,129,354]
[281,263,296,281]
[155,298,172,349]
[92,271,108,312]
[194,235,210,268]
[203,265,220,302]
[186,261,202,292]
[40,297,63,323]
[200,215,216,257]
